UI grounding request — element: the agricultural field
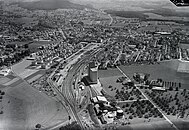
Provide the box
[98,68,122,78]
[11,59,32,76]
[0,78,68,130]
[100,76,124,97]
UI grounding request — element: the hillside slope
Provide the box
[16,0,90,10]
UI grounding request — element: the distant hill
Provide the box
[105,10,149,20]
[15,0,91,10]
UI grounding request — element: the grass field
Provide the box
[99,76,123,97]
[117,120,176,130]
[172,120,189,130]
[98,68,122,78]
[0,77,11,84]
[119,60,189,90]
[12,59,32,76]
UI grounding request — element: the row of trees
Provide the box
[0,90,5,115]
[59,121,81,130]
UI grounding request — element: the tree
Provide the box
[110,101,117,107]
[169,86,173,91]
[24,44,29,48]
[128,81,134,86]
[109,85,113,88]
[183,89,186,96]
[145,80,151,85]
[1,91,5,95]
[179,83,181,88]
[129,115,133,119]
[144,114,149,119]
[125,103,129,107]
[144,74,150,81]
[35,124,41,129]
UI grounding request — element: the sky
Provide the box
[1,0,189,12]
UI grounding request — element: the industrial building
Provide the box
[0,67,11,76]
[88,61,98,84]
[91,95,124,124]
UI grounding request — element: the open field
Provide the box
[117,120,176,130]
[11,59,46,82]
[0,77,68,130]
[172,120,189,130]
[12,59,32,76]
[19,69,39,79]
[99,76,123,97]
[144,13,189,22]
[119,60,189,90]
[3,78,20,86]
[0,77,11,84]
[98,68,122,78]
[100,75,144,101]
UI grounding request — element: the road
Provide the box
[117,66,180,130]
[116,99,148,103]
[108,14,113,25]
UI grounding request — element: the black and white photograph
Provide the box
[0,0,189,130]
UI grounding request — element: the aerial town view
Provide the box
[0,0,189,130]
